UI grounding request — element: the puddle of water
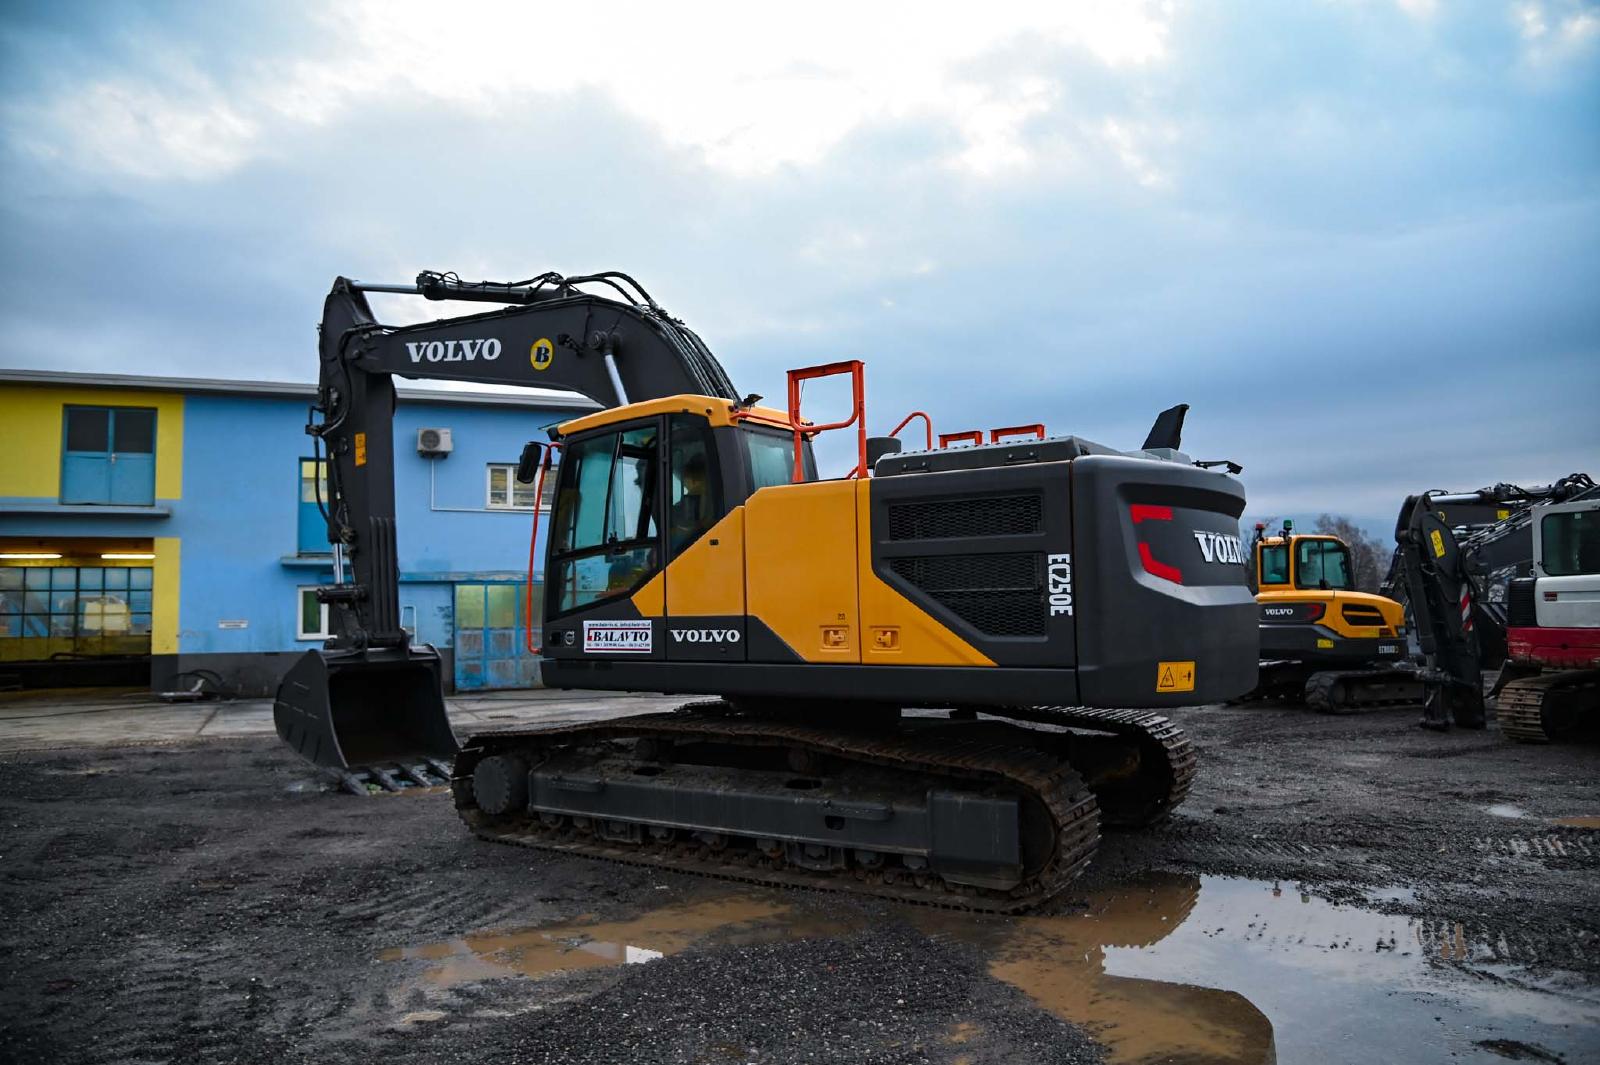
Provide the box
[1486,804,1530,819]
[918,875,1275,1065]
[1554,815,1600,829]
[379,896,846,988]
[923,875,1599,1065]
[379,876,1599,1065]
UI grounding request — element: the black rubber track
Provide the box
[453,704,1102,913]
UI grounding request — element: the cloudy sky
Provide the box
[2,1,1596,530]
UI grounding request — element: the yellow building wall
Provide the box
[152,537,181,655]
[0,384,184,500]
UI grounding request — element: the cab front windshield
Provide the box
[1295,538,1353,590]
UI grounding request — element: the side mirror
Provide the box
[865,436,903,468]
[516,441,543,484]
[1319,578,1329,591]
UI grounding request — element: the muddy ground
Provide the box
[1,696,1596,1065]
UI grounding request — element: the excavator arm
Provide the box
[276,271,741,784]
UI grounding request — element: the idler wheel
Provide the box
[473,754,529,816]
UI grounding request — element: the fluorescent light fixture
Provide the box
[0,552,63,560]
[101,552,156,561]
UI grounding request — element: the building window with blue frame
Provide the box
[298,459,330,555]
[61,406,157,505]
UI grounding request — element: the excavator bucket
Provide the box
[273,646,460,776]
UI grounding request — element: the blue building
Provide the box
[0,369,593,693]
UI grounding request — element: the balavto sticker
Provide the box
[583,619,653,654]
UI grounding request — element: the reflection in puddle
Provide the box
[918,875,1275,1065]
[1486,804,1530,819]
[1554,815,1600,829]
[378,896,819,986]
[380,875,1599,1065]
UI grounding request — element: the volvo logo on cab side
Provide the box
[1047,552,1073,616]
[1193,531,1245,564]
[670,628,742,644]
[404,338,503,363]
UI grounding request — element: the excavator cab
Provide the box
[1245,522,1416,712]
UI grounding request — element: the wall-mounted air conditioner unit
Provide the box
[417,427,453,456]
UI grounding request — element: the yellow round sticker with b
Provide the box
[530,337,555,371]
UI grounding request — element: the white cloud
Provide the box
[4,1,1174,181]
[1512,0,1600,65]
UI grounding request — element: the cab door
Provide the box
[663,413,747,662]
[541,417,668,662]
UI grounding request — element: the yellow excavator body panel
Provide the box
[631,478,999,668]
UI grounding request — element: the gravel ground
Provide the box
[1,697,1595,1065]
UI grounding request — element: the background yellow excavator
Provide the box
[1246,521,1421,713]
[272,269,1260,911]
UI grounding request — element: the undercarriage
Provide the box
[1497,670,1600,743]
[1240,661,1424,715]
[452,701,1194,913]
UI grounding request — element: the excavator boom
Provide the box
[275,273,743,781]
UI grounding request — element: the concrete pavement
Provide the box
[0,687,685,753]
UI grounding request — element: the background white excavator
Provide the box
[1386,474,1598,738]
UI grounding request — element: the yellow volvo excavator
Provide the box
[1245,522,1420,712]
[273,270,1259,911]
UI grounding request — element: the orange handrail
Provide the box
[938,430,983,449]
[785,360,867,482]
[523,442,562,654]
[888,410,934,451]
[989,424,1045,444]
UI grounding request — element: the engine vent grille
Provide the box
[887,494,1043,541]
[889,553,1047,636]
[1507,578,1537,628]
[1340,604,1387,628]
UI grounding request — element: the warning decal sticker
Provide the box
[1156,660,1196,693]
[583,619,653,654]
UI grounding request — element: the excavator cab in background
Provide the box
[1244,521,1421,713]
[274,269,1259,909]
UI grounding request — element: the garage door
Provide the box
[453,581,541,690]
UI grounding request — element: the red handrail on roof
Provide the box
[888,410,934,452]
[785,360,867,482]
[989,424,1045,444]
[938,430,983,449]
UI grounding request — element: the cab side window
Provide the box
[667,415,720,557]
[549,424,661,614]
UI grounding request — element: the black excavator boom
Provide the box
[273,273,740,786]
